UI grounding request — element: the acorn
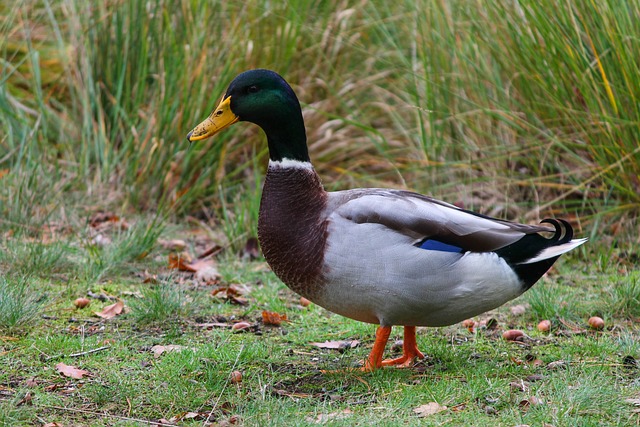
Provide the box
[74,297,90,309]
[229,370,242,384]
[462,319,476,332]
[231,321,252,332]
[588,316,605,330]
[299,297,311,307]
[502,329,524,341]
[537,320,551,332]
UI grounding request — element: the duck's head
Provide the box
[187,69,309,162]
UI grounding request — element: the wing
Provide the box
[327,189,556,253]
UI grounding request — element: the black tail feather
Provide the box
[496,219,575,290]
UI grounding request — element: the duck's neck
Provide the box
[257,160,327,297]
[262,104,309,163]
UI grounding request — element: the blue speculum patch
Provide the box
[418,239,463,253]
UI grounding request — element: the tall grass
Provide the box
[1,0,639,237]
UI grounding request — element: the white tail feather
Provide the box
[521,238,588,264]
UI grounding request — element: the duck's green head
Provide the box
[187,69,309,162]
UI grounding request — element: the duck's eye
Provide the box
[247,85,259,94]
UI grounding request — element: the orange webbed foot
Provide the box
[361,325,425,370]
[380,326,425,368]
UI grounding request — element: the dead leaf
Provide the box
[25,378,38,387]
[168,253,220,282]
[510,304,528,316]
[168,252,194,270]
[212,285,249,305]
[413,402,448,417]
[150,344,195,358]
[0,169,8,179]
[262,310,287,326]
[89,211,129,231]
[94,300,125,319]
[43,423,64,427]
[310,340,360,351]
[55,363,90,379]
[519,396,544,409]
[306,409,353,424]
[194,264,220,283]
[625,398,640,406]
[158,239,187,251]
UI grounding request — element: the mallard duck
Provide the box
[187,69,586,370]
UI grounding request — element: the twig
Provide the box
[37,405,178,426]
[44,346,109,361]
[69,345,110,358]
[197,244,224,259]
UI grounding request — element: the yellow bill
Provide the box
[186,96,239,142]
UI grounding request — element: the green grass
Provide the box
[2,0,640,425]
[0,234,639,426]
[2,0,640,226]
[0,275,44,331]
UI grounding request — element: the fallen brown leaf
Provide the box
[306,409,353,424]
[212,285,249,305]
[510,304,528,316]
[158,239,187,251]
[194,263,220,283]
[413,402,448,417]
[262,310,287,326]
[141,270,159,284]
[43,423,64,427]
[55,363,90,379]
[150,344,195,358]
[168,252,194,270]
[94,300,125,319]
[310,340,360,351]
[168,253,220,282]
[89,211,129,231]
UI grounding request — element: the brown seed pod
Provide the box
[537,320,551,332]
[231,321,252,332]
[461,319,476,332]
[299,297,311,307]
[229,370,242,384]
[502,329,524,341]
[74,297,90,309]
[588,316,605,330]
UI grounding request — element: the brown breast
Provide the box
[257,166,328,298]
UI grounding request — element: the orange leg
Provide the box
[363,325,392,370]
[381,326,425,368]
